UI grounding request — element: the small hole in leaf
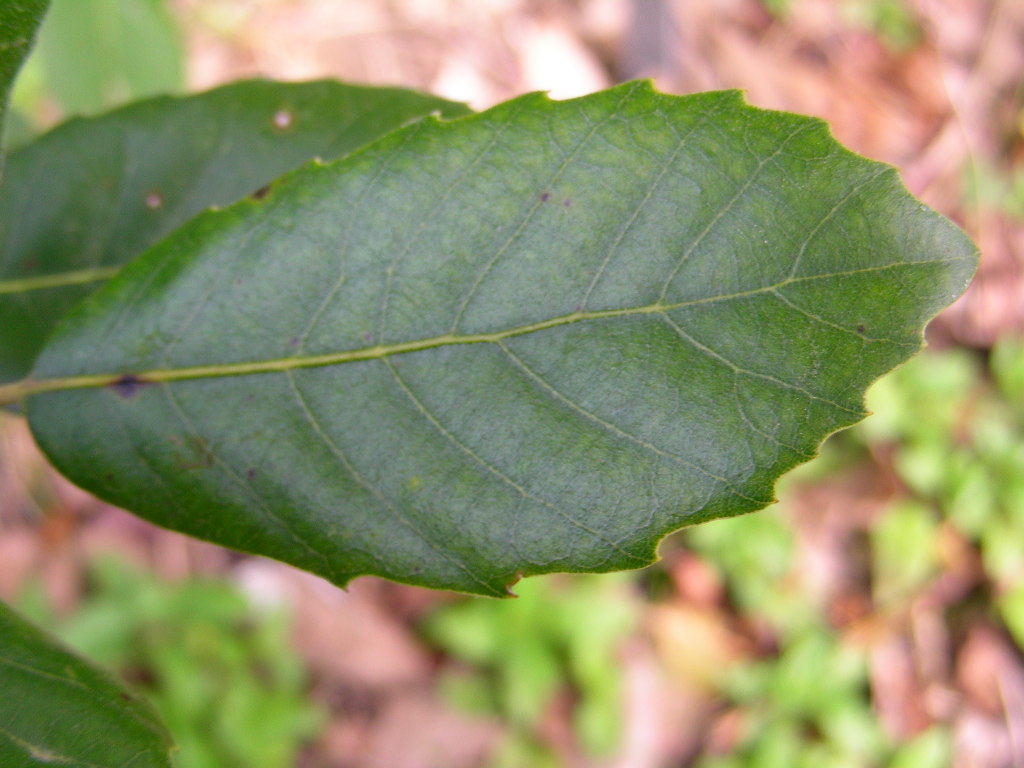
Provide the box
[272,109,294,130]
[144,192,163,210]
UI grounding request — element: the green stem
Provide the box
[0,266,122,295]
[0,375,111,406]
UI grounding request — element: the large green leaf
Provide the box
[0,0,48,169]
[0,601,173,767]
[0,79,470,384]
[18,82,975,596]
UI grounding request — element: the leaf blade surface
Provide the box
[0,79,470,383]
[26,82,976,595]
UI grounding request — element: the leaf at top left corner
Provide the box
[0,0,49,169]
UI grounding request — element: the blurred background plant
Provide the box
[1,0,1022,766]
[421,574,637,767]
[8,0,184,146]
[16,557,322,768]
[12,561,319,768]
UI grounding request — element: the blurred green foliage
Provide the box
[964,159,1024,221]
[862,337,1024,643]
[841,0,920,50]
[680,507,925,768]
[759,0,920,51]
[871,499,940,606]
[18,558,322,768]
[421,573,637,766]
[10,0,183,137]
[684,504,815,638]
[674,337,1024,767]
[706,629,888,768]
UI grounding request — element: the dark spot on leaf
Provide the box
[573,304,583,313]
[105,473,115,483]
[109,374,148,398]
[539,192,550,202]
[288,336,299,347]
[562,199,571,207]
[251,184,271,200]
[246,468,257,480]
[856,325,866,335]
[174,436,214,471]
[364,332,373,343]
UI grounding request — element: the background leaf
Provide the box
[0,0,49,171]
[23,82,976,596]
[0,79,471,384]
[29,0,183,117]
[0,600,173,768]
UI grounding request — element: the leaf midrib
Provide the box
[0,266,122,295]
[2,258,954,406]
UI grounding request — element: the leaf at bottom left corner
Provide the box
[0,600,173,768]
